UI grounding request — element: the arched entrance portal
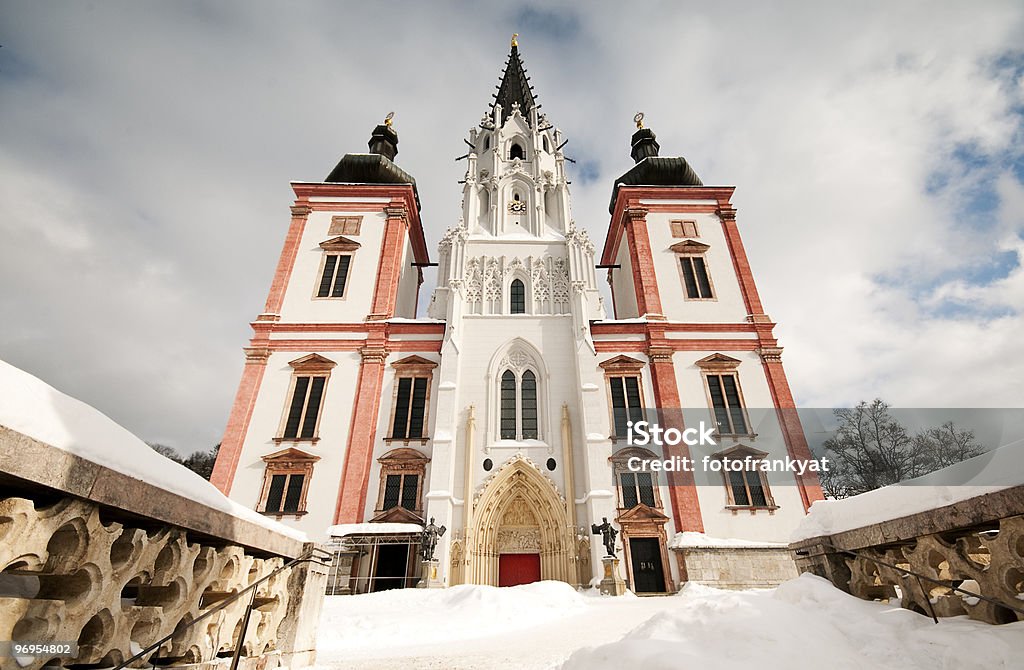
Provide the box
[466,456,575,586]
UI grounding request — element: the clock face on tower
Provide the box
[508,200,527,214]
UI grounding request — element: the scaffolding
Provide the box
[324,532,422,595]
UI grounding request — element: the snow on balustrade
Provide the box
[789,443,1024,625]
[0,359,326,669]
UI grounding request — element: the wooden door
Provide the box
[629,538,666,593]
[498,553,541,586]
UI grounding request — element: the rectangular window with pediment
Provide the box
[696,355,751,438]
[375,448,429,516]
[672,240,715,300]
[611,448,663,510]
[715,446,776,510]
[314,235,360,300]
[277,354,335,442]
[600,356,648,440]
[259,447,319,516]
[387,356,437,443]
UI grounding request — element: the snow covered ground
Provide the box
[310,575,1023,670]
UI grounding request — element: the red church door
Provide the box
[498,553,541,586]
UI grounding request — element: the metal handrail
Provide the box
[113,546,332,670]
[819,543,1024,623]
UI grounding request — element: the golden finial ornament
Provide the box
[384,111,395,128]
[634,112,645,129]
[511,33,519,48]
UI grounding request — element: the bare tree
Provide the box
[914,422,984,470]
[147,442,220,481]
[820,400,928,497]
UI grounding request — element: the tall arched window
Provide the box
[510,279,526,314]
[498,368,540,440]
[500,370,517,439]
[510,142,525,160]
[521,370,538,439]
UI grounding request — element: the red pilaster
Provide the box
[210,347,269,494]
[334,330,389,523]
[623,207,665,319]
[263,205,312,317]
[758,347,824,510]
[646,333,704,532]
[717,206,768,320]
[368,205,408,320]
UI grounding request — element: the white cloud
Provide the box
[1,1,1022,453]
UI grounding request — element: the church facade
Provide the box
[210,41,822,593]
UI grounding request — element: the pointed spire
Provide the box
[492,34,538,125]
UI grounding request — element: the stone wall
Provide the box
[790,486,1024,625]
[0,426,328,669]
[673,546,798,589]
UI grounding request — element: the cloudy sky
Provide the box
[2,1,1022,456]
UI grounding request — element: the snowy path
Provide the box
[310,576,1024,670]
[318,592,674,669]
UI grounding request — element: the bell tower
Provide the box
[459,37,572,238]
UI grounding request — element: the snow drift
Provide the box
[562,573,1024,670]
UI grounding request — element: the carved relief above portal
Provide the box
[497,528,541,553]
[501,497,538,526]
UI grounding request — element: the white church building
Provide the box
[211,39,823,594]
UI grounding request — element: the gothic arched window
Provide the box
[498,367,541,441]
[510,279,526,314]
[521,370,538,439]
[500,370,517,439]
[510,142,525,160]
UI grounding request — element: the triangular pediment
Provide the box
[378,447,430,464]
[695,353,741,370]
[319,235,361,251]
[370,506,425,525]
[669,240,711,254]
[288,353,337,372]
[261,447,320,463]
[617,503,670,524]
[599,355,646,372]
[391,355,438,370]
[712,443,769,460]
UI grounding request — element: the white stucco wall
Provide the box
[228,350,362,537]
[611,237,638,318]
[644,211,751,323]
[278,209,387,323]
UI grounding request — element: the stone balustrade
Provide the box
[0,426,328,669]
[790,485,1024,625]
